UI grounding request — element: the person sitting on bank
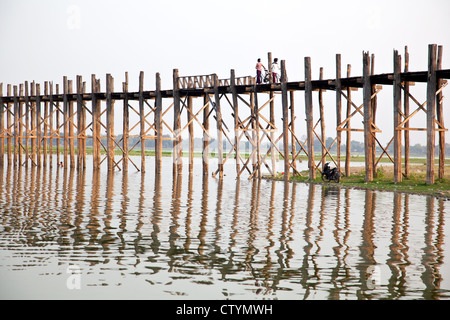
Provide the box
[255,58,266,84]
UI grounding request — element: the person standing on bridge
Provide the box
[255,58,266,84]
[271,58,280,83]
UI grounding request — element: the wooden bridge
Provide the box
[0,44,449,184]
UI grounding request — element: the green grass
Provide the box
[265,165,450,199]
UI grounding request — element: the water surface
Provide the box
[0,156,449,299]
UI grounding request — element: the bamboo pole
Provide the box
[393,50,402,183]
[363,52,373,182]
[426,44,437,185]
[304,57,315,180]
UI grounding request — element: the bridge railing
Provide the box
[178,74,254,89]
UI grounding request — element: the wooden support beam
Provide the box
[36,83,41,167]
[13,85,18,165]
[0,83,3,165]
[122,72,129,172]
[404,46,410,178]
[363,52,373,182]
[25,82,30,167]
[437,45,445,180]
[18,84,23,165]
[68,80,75,168]
[290,91,296,173]
[281,60,289,180]
[345,64,352,177]
[173,69,182,175]
[371,54,378,177]
[230,69,240,175]
[77,76,84,169]
[426,44,437,185]
[202,93,209,174]
[269,52,277,177]
[106,74,115,171]
[187,95,194,171]
[304,57,315,180]
[393,50,402,183]
[91,74,101,170]
[155,72,163,173]
[139,71,145,171]
[319,67,326,171]
[336,54,342,174]
[43,82,48,167]
[214,73,223,178]
[6,84,12,165]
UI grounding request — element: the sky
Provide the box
[1,0,450,146]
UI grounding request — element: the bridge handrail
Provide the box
[178,74,254,89]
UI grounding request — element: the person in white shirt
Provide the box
[271,58,280,83]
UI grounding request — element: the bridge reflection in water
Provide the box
[0,157,448,299]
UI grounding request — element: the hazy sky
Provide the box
[1,0,449,145]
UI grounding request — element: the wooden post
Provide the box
[6,84,12,165]
[36,83,41,167]
[76,76,83,169]
[363,52,373,182]
[345,64,352,177]
[403,46,410,178]
[213,73,223,178]
[393,50,402,183]
[68,80,75,168]
[173,69,182,175]
[230,69,240,175]
[13,85,18,165]
[122,72,129,172]
[106,74,115,171]
[202,93,209,175]
[437,45,445,180]
[63,76,68,167]
[187,95,194,171]
[155,72,163,172]
[290,91,296,172]
[43,82,48,167]
[253,79,261,179]
[304,57,315,180]
[281,60,290,180]
[49,82,53,167]
[55,84,60,164]
[426,44,437,185]
[25,82,30,167]
[91,74,101,170]
[319,67,326,170]
[18,84,23,166]
[0,83,3,166]
[139,71,145,170]
[335,54,342,174]
[268,52,276,176]
[371,54,377,177]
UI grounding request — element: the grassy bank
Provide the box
[264,165,450,199]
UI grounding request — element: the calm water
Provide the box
[0,156,449,300]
